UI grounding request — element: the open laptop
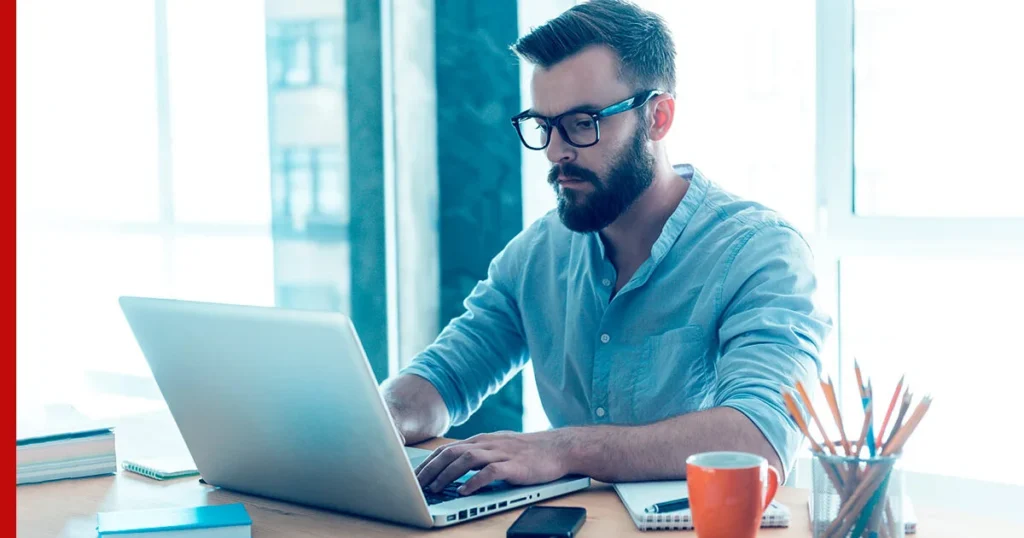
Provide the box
[118,296,590,528]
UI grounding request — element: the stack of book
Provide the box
[17,425,117,485]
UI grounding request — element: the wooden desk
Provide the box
[17,411,1024,537]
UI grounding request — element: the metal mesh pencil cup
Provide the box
[810,451,904,538]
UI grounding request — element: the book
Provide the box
[17,426,116,485]
[97,503,252,538]
[123,455,200,481]
[613,480,790,531]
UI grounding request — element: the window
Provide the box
[853,0,1024,218]
[839,256,1024,485]
[820,0,1024,486]
[635,0,818,233]
[17,1,274,417]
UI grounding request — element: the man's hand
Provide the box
[414,429,576,495]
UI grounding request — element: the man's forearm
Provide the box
[381,373,451,445]
[563,407,786,483]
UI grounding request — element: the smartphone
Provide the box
[506,506,587,538]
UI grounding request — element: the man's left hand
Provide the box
[414,429,576,495]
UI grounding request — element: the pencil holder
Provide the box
[810,450,904,538]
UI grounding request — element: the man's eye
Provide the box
[575,120,594,130]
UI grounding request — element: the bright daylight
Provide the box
[16,1,1024,537]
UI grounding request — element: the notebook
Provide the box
[97,503,251,538]
[17,426,116,485]
[807,492,916,534]
[614,480,791,531]
[122,455,199,481]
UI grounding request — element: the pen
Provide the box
[644,497,689,513]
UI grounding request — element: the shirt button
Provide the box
[596,407,606,417]
[600,333,610,344]
[601,278,612,287]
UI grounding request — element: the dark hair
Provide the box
[511,0,676,96]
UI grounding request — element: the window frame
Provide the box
[816,0,1024,260]
[815,0,1024,425]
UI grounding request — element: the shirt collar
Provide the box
[593,163,709,263]
[650,163,708,264]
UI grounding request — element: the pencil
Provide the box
[781,389,822,453]
[854,405,872,458]
[865,380,877,457]
[782,387,849,495]
[883,389,913,452]
[854,359,866,397]
[822,377,853,456]
[876,375,905,448]
[882,395,932,456]
[795,381,837,455]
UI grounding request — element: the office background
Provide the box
[15,0,1024,497]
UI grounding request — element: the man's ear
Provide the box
[647,94,675,142]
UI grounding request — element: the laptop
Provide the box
[118,296,590,528]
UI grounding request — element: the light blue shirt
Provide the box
[404,164,832,476]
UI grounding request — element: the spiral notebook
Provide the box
[613,480,790,531]
[122,455,199,481]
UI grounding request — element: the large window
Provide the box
[636,0,817,233]
[820,0,1024,486]
[852,0,1024,218]
[17,1,275,417]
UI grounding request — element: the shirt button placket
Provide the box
[595,332,612,421]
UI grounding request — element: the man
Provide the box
[382,0,832,496]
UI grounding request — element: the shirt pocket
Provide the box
[629,325,713,423]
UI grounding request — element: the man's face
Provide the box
[529,45,656,232]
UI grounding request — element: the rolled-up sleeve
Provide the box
[401,232,531,428]
[713,224,833,479]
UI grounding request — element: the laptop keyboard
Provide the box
[422,480,513,505]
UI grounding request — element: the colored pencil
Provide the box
[876,375,904,448]
[781,389,822,453]
[853,404,872,458]
[854,359,866,397]
[883,389,912,452]
[795,381,837,455]
[881,395,932,456]
[821,377,853,456]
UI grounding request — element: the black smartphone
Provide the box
[506,506,587,538]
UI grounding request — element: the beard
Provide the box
[547,125,656,233]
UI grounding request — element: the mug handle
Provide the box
[763,465,780,511]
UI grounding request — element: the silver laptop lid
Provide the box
[118,296,434,528]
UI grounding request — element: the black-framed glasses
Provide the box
[510,89,664,150]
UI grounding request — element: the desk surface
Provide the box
[16,410,1024,537]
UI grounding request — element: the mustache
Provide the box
[548,163,600,185]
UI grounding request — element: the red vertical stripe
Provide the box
[6,0,19,531]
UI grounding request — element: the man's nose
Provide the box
[545,128,576,165]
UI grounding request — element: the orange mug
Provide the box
[686,451,780,538]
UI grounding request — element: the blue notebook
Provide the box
[97,503,252,537]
